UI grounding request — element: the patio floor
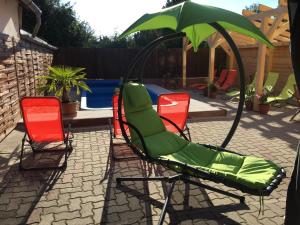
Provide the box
[0,94,299,225]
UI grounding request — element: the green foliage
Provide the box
[257,88,271,105]
[22,0,97,47]
[245,3,260,13]
[38,66,91,103]
[245,85,255,102]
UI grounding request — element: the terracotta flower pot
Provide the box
[62,101,78,117]
[208,91,218,98]
[258,104,270,115]
[245,101,253,111]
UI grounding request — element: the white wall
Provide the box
[0,0,20,38]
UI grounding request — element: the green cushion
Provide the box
[162,147,280,189]
[123,83,166,142]
[133,131,189,157]
[124,82,153,112]
[163,142,217,168]
[126,110,166,141]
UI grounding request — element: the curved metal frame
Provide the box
[118,22,245,148]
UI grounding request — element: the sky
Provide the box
[62,0,278,37]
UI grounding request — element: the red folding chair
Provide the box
[109,95,135,160]
[20,97,73,170]
[157,93,192,141]
[220,69,238,92]
[191,69,227,91]
[215,69,228,87]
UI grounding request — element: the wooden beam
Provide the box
[274,35,290,42]
[279,0,287,7]
[208,47,216,83]
[220,43,231,55]
[246,7,287,21]
[227,52,234,70]
[207,34,214,48]
[211,32,231,48]
[182,37,188,88]
[186,43,193,51]
[266,13,285,39]
[242,9,255,17]
[272,22,289,38]
[267,49,274,72]
[254,18,269,111]
[258,4,273,12]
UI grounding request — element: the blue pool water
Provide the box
[80,80,172,109]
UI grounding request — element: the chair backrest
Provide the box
[112,94,128,136]
[220,69,238,91]
[123,83,166,142]
[20,97,65,142]
[264,72,279,92]
[278,73,296,99]
[157,93,190,132]
[215,69,228,86]
[249,72,257,87]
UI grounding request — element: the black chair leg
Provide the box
[158,181,176,225]
[290,109,300,121]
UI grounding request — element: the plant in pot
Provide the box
[245,85,255,111]
[257,88,271,115]
[206,83,218,98]
[38,66,91,116]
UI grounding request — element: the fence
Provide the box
[53,48,226,80]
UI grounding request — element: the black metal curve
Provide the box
[123,32,185,82]
[209,22,245,148]
[118,32,185,144]
[118,23,245,149]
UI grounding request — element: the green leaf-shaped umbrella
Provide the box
[120,1,272,51]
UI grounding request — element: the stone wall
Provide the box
[0,32,54,141]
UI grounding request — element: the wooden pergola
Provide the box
[182,0,289,109]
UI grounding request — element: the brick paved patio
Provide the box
[0,95,299,225]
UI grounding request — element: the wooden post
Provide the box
[254,18,269,111]
[182,37,187,88]
[267,49,274,73]
[227,52,234,70]
[208,47,216,83]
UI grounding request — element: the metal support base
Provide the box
[19,134,73,171]
[116,174,245,225]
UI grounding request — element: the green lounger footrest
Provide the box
[123,82,285,196]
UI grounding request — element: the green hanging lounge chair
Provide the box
[116,82,285,224]
[267,73,296,103]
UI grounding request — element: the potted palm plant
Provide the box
[245,85,255,111]
[257,88,271,114]
[38,66,91,116]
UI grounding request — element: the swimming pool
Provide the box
[80,80,172,110]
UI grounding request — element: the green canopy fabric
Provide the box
[120,1,273,51]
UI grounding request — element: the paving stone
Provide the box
[54,211,80,221]
[26,208,43,224]
[0,97,299,224]
[66,217,93,225]
[39,213,54,225]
